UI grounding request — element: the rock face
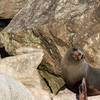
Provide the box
[0,74,34,100]
[0,0,28,19]
[0,48,44,91]
[0,48,52,100]
[0,0,100,94]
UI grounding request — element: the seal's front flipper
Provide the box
[79,78,88,100]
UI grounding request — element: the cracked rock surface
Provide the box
[0,0,100,96]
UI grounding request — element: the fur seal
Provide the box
[61,46,100,96]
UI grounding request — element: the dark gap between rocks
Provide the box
[0,47,10,58]
[0,19,12,58]
[0,18,12,32]
[43,78,53,93]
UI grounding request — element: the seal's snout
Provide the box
[71,47,84,61]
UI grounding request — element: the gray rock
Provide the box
[0,74,34,100]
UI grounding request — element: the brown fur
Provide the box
[61,46,100,96]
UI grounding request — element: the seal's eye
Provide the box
[73,47,77,51]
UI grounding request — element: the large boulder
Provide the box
[0,48,52,100]
[0,48,44,91]
[0,0,100,93]
[0,74,34,100]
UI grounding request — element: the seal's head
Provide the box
[66,46,85,62]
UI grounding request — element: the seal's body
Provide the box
[62,46,100,96]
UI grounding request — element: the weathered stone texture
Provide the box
[0,48,44,91]
[0,0,28,19]
[0,0,100,94]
